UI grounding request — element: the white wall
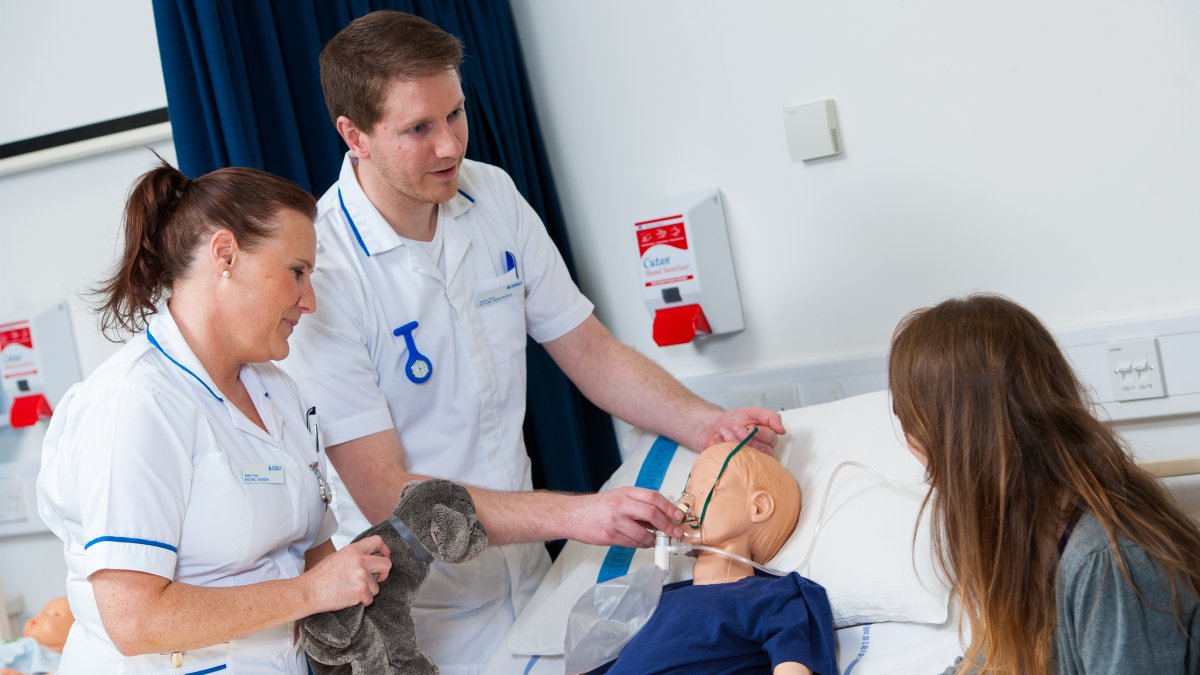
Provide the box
[0,143,176,376]
[0,0,169,633]
[508,0,1200,377]
[509,0,1200,525]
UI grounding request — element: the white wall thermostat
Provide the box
[633,189,745,347]
[783,98,843,162]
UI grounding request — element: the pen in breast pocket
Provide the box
[305,406,321,453]
[503,251,518,279]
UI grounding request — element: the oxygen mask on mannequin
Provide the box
[655,428,769,571]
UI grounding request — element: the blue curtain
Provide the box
[152,0,621,499]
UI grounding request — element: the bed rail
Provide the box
[1140,458,1200,479]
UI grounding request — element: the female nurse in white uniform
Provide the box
[37,160,394,674]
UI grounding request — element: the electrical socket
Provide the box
[0,462,45,537]
[1106,338,1166,402]
[724,384,799,411]
[5,593,23,617]
[0,478,26,524]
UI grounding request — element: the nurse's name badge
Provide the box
[477,279,523,308]
[242,463,285,484]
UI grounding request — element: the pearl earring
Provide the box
[221,270,231,279]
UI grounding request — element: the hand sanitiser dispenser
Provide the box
[0,301,81,429]
[634,189,744,347]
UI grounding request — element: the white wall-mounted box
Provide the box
[783,99,843,161]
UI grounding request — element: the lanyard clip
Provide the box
[305,406,330,506]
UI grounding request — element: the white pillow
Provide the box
[772,389,949,627]
[507,390,950,657]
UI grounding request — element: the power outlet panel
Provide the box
[0,461,46,537]
[0,477,26,524]
[723,384,800,411]
[5,593,24,618]
[1107,338,1166,402]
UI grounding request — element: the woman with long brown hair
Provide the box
[888,294,1199,673]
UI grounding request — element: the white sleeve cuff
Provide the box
[529,296,594,344]
[320,406,396,447]
[83,537,179,580]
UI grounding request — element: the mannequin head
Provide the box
[679,442,801,583]
[22,597,73,653]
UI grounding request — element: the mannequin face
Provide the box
[679,442,755,547]
[23,597,73,652]
[680,440,802,580]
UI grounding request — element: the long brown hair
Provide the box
[888,294,1200,673]
[94,157,316,340]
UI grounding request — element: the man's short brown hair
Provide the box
[320,11,464,133]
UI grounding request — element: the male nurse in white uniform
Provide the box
[282,11,786,673]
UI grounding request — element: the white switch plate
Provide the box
[1106,338,1166,401]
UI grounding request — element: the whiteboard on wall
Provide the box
[0,0,170,173]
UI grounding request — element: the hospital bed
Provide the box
[482,389,1200,675]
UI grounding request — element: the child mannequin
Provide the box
[0,596,73,675]
[591,441,838,675]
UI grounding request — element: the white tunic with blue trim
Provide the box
[37,307,335,674]
[281,154,594,673]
